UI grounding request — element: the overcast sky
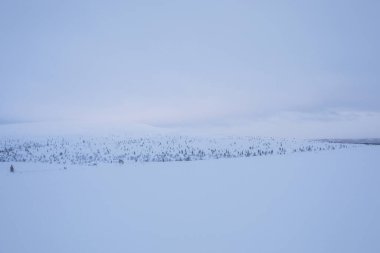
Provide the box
[1,0,379,137]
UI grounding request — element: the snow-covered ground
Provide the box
[1,145,379,253]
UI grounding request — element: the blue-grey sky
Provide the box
[1,0,379,137]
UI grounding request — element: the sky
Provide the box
[1,0,379,138]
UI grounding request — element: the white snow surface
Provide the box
[1,145,379,253]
